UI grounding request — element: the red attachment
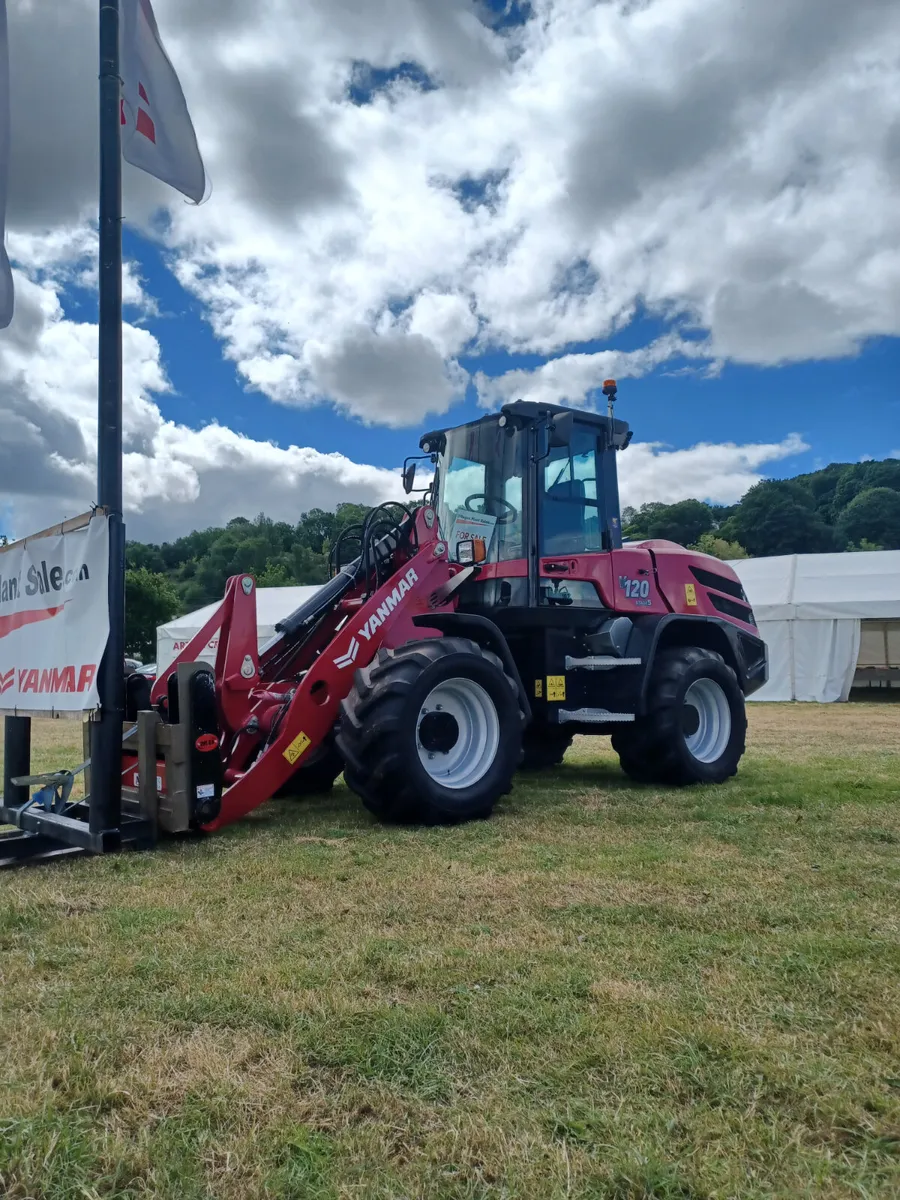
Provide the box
[121,755,167,795]
[215,576,262,736]
[143,504,455,832]
[149,579,237,707]
[203,541,453,831]
[149,572,263,739]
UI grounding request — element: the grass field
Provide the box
[0,705,898,1199]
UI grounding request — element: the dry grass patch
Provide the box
[742,701,898,759]
[0,703,898,1198]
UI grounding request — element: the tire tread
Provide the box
[612,647,746,786]
[337,638,524,824]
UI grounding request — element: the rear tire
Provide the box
[521,722,574,770]
[337,638,524,824]
[613,647,746,786]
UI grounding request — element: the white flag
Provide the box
[120,0,206,204]
[0,0,13,329]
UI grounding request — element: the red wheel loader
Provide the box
[118,381,767,834]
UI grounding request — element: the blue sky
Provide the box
[4,0,900,541]
[117,229,899,484]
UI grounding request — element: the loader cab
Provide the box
[420,400,632,609]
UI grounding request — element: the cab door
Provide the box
[537,424,668,613]
[538,425,609,609]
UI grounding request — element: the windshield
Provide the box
[436,420,525,563]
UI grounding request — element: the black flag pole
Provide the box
[92,0,125,843]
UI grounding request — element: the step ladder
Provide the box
[565,655,642,671]
[558,708,636,724]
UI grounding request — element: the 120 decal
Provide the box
[619,575,651,603]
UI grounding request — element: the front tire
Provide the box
[612,647,746,786]
[337,638,525,824]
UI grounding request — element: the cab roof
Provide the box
[419,400,631,451]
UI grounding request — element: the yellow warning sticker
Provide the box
[547,675,566,702]
[535,679,544,699]
[685,583,698,607]
[283,731,312,765]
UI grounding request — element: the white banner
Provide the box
[0,514,110,712]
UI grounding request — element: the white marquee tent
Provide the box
[729,550,900,702]
[157,585,323,673]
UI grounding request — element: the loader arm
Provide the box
[203,542,453,830]
[142,504,465,833]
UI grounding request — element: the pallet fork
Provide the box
[0,664,223,867]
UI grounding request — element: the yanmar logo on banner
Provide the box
[2,665,98,697]
[0,514,110,713]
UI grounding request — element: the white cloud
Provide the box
[0,266,808,542]
[0,271,403,542]
[6,0,898,427]
[8,225,158,318]
[304,325,469,426]
[619,434,810,509]
[3,0,897,539]
[407,292,479,357]
[475,335,708,408]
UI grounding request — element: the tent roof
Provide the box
[729,551,900,621]
[159,585,323,640]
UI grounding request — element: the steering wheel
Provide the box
[463,493,518,526]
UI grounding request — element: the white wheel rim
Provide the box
[416,678,500,789]
[683,678,732,764]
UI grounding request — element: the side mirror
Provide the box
[402,461,417,494]
[548,411,575,448]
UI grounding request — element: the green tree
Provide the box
[725,480,836,557]
[291,544,329,584]
[691,532,750,560]
[793,462,852,522]
[708,503,738,528]
[124,506,378,611]
[624,499,713,545]
[838,488,900,551]
[620,505,638,529]
[623,502,666,538]
[125,568,180,662]
[125,541,166,573]
[831,460,900,518]
[257,560,294,587]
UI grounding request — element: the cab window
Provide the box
[540,430,603,556]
